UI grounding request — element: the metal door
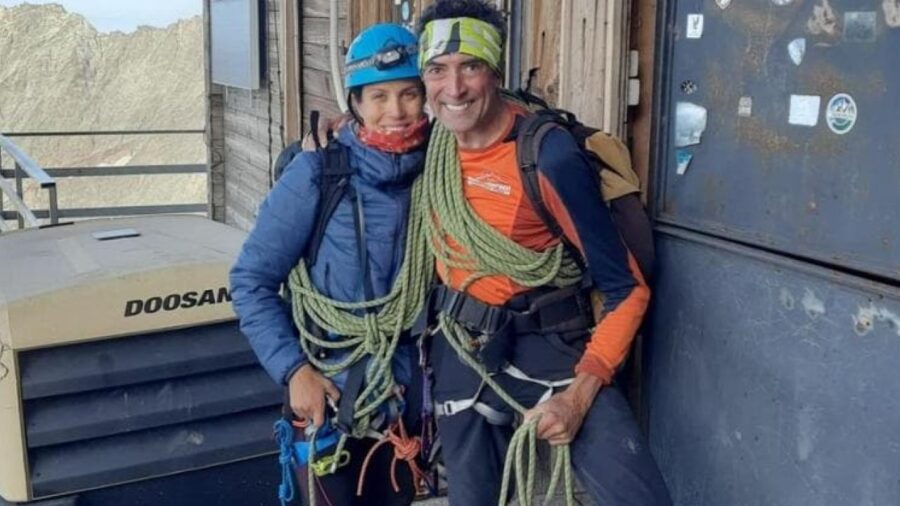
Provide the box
[646,0,900,503]
[654,0,899,280]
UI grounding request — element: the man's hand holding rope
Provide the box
[524,373,603,446]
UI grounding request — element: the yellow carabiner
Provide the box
[310,450,351,477]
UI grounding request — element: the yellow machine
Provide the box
[0,216,282,505]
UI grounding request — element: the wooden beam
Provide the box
[629,0,657,194]
[523,0,563,105]
[603,0,629,136]
[283,0,302,143]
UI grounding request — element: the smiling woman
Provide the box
[229,21,435,506]
[352,81,427,153]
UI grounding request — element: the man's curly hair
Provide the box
[416,0,507,42]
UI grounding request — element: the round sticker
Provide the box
[401,1,411,22]
[825,93,857,135]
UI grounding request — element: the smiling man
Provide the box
[416,1,672,505]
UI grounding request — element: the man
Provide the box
[415,1,672,504]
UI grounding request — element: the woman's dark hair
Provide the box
[348,86,364,123]
[416,0,507,42]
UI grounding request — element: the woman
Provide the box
[230,24,433,506]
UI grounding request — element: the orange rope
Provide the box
[356,418,430,496]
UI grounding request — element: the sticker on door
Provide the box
[825,93,858,135]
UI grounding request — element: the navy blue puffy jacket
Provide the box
[229,123,426,389]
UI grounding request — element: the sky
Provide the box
[0,0,201,33]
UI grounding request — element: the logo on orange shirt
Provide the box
[465,172,512,196]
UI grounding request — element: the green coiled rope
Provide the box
[421,122,581,506]
[288,177,434,506]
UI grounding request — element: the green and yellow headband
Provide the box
[418,17,504,73]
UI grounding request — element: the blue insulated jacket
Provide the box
[229,123,426,389]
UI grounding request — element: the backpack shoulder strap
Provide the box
[516,112,586,270]
[306,136,353,266]
[516,112,569,240]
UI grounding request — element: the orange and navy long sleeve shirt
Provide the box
[436,104,650,385]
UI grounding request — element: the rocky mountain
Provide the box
[0,3,205,217]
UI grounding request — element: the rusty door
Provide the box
[646,0,900,504]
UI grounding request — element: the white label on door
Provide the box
[687,14,704,39]
[788,94,821,127]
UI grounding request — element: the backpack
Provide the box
[273,111,363,272]
[504,89,655,282]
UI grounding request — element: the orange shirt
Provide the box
[436,104,650,384]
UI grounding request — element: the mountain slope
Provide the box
[0,3,205,214]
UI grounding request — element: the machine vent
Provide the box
[18,322,283,498]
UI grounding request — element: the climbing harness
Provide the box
[437,313,576,506]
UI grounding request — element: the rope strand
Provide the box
[290,178,434,506]
[420,123,581,506]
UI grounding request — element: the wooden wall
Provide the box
[523,0,631,137]
[310,0,632,135]
[206,0,286,231]
[300,0,349,132]
[203,0,225,223]
[209,0,643,231]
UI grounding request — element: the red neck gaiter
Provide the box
[357,117,430,154]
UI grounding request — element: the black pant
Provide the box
[430,329,672,506]
[295,436,416,506]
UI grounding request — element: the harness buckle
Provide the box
[440,400,457,416]
[443,289,464,319]
[483,306,508,335]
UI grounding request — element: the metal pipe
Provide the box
[507,0,523,90]
[2,129,204,137]
[1,203,207,220]
[0,171,38,228]
[14,162,24,229]
[0,150,4,223]
[0,135,55,187]
[1,164,207,179]
[329,0,348,113]
[47,185,59,225]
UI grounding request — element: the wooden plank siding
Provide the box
[206,0,288,230]
[555,0,630,136]
[203,0,225,222]
[210,0,639,231]
[301,1,350,133]
[523,0,563,106]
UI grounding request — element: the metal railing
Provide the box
[0,130,206,232]
[0,134,58,231]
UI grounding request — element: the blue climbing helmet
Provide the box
[344,23,420,89]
